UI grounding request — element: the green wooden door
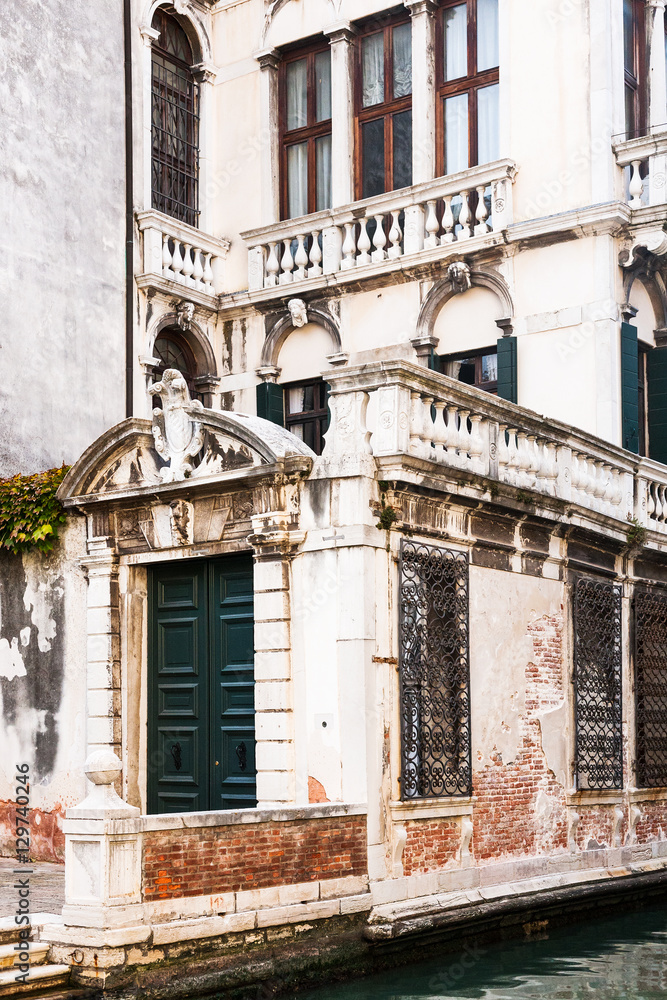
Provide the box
[148,556,255,814]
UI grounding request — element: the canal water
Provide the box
[298,901,667,999]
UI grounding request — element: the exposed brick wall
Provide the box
[143,814,367,900]
[402,819,460,875]
[574,805,618,850]
[635,802,667,844]
[472,614,568,861]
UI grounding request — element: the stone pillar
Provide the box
[255,48,281,225]
[140,26,160,212]
[325,21,357,206]
[61,751,142,932]
[249,513,305,807]
[648,1,667,204]
[405,0,438,185]
[193,64,217,232]
[83,550,121,760]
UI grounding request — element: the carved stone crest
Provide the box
[288,298,308,328]
[448,261,472,294]
[148,369,205,482]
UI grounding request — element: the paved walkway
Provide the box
[0,858,65,918]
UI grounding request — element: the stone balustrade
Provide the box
[637,458,667,534]
[243,160,517,292]
[323,360,647,527]
[613,129,667,208]
[137,209,230,297]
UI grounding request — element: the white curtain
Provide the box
[286,58,307,130]
[315,50,332,122]
[477,0,499,71]
[316,134,332,211]
[445,93,468,174]
[444,4,467,81]
[477,83,499,164]
[393,22,412,98]
[362,32,384,107]
[287,142,308,218]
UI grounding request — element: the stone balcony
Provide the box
[136,209,231,306]
[240,159,517,302]
[613,128,667,210]
[321,359,667,541]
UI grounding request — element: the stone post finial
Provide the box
[67,749,139,819]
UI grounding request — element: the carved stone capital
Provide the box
[192,62,217,85]
[411,335,438,366]
[326,352,349,367]
[619,228,667,267]
[139,25,160,46]
[647,0,666,11]
[254,47,281,71]
[256,365,282,383]
[324,20,358,44]
[403,0,438,16]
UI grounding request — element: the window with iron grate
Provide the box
[634,590,667,788]
[573,578,623,790]
[151,8,200,227]
[399,540,471,800]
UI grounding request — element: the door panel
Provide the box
[148,556,256,814]
[212,558,257,810]
[148,563,208,814]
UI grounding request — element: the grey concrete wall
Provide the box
[0,0,126,476]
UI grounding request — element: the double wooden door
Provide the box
[148,556,256,813]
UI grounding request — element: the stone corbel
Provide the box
[139,24,160,46]
[326,352,349,367]
[256,365,281,383]
[619,228,667,267]
[248,514,306,558]
[192,62,217,86]
[410,335,438,366]
[139,355,160,377]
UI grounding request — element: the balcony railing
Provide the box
[613,129,667,208]
[322,360,660,530]
[136,210,230,297]
[242,160,517,292]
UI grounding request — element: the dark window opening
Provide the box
[280,42,332,220]
[284,378,329,455]
[151,8,200,227]
[623,0,647,140]
[639,342,649,457]
[356,14,413,199]
[152,331,203,405]
[435,346,498,394]
[437,0,499,176]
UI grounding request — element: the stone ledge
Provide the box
[109,801,367,834]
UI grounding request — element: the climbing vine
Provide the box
[0,466,70,554]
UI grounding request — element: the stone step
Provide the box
[0,925,30,948]
[0,965,71,997]
[0,944,50,970]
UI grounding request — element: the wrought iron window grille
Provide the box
[634,588,667,788]
[573,577,623,790]
[399,539,472,799]
[151,56,200,227]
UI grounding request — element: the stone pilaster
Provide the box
[82,540,121,760]
[325,21,357,206]
[405,0,438,185]
[255,48,281,224]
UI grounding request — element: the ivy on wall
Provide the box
[0,466,70,554]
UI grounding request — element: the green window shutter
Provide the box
[256,381,284,426]
[648,346,667,464]
[496,336,517,404]
[621,321,639,454]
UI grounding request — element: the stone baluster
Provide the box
[441,196,455,243]
[181,243,194,286]
[203,253,214,294]
[474,185,489,235]
[371,214,387,262]
[629,160,644,208]
[192,248,204,290]
[171,239,184,282]
[526,434,540,485]
[457,409,472,464]
[497,424,509,477]
[611,469,623,507]
[505,428,519,483]
[409,391,424,455]
[654,483,663,522]
[294,234,309,280]
[357,219,372,265]
[544,442,558,495]
[322,225,343,274]
[309,230,323,276]
[647,481,656,520]
[162,234,174,280]
[457,191,471,240]
[424,200,439,248]
[432,400,447,460]
[279,240,295,283]
[266,242,280,286]
[516,432,531,487]
[388,212,403,259]
[593,460,607,509]
[341,223,357,270]
[421,395,435,459]
[444,405,459,460]
[469,414,485,474]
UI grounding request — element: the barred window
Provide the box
[151,8,200,227]
[573,578,623,790]
[399,540,471,799]
[634,590,667,788]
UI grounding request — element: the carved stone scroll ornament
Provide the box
[619,228,667,268]
[148,369,205,483]
[287,298,308,328]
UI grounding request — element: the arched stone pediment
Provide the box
[59,410,315,504]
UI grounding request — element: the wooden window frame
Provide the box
[279,39,332,221]
[283,377,329,455]
[435,0,500,176]
[354,9,413,200]
[624,0,647,140]
[437,345,498,394]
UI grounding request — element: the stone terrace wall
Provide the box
[142,809,367,901]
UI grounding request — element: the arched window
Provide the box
[151,7,200,226]
[152,330,200,402]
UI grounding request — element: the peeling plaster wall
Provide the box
[0,0,126,476]
[0,520,88,860]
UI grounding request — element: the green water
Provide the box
[298,902,667,999]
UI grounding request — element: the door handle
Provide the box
[235,741,248,772]
[170,742,182,772]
